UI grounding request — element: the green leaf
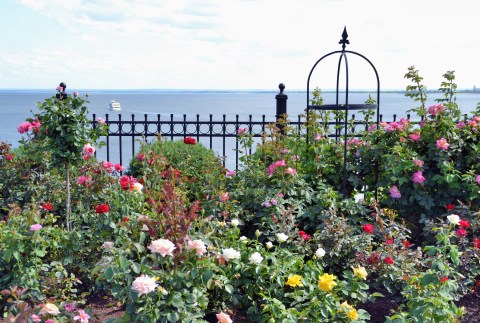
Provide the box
[104,267,114,282]
[118,256,128,270]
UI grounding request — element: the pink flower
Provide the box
[17,121,32,134]
[136,153,145,161]
[270,198,278,205]
[386,239,394,245]
[409,133,421,141]
[102,161,113,171]
[148,239,176,257]
[226,170,236,177]
[102,241,114,249]
[187,239,207,256]
[56,85,63,92]
[281,148,289,154]
[31,119,41,132]
[45,320,56,323]
[436,138,449,150]
[278,192,284,198]
[216,312,233,323]
[237,127,247,135]
[315,133,322,141]
[476,175,480,185]
[73,309,90,323]
[389,185,401,199]
[368,124,377,132]
[131,275,158,296]
[413,171,425,184]
[428,104,445,116]
[6,154,14,161]
[285,167,297,175]
[468,120,478,127]
[267,164,276,176]
[274,160,287,167]
[97,117,106,124]
[77,175,93,187]
[114,163,124,172]
[73,91,79,97]
[30,314,42,322]
[263,201,272,207]
[30,224,42,231]
[40,303,60,315]
[219,192,230,203]
[292,154,300,161]
[456,121,466,129]
[82,144,95,156]
[413,159,424,167]
[456,228,467,237]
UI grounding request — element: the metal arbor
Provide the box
[306,27,380,195]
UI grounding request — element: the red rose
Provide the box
[402,240,411,248]
[184,137,197,145]
[298,231,311,241]
[361,224,375,234]
[95,204,110,214]
[136,153,145,161]
[445,204,455,211]
[440,276,448,283]
[459,220,470,229]
[385,239,394,245]
[123,217,129,222]
[42,203,54,211]
[473,238,480,249]
[384,257,394,265]
[6,154,14,161]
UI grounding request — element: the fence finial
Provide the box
[278,83,285,93]
[339,26,350,50]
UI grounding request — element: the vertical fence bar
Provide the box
[118,114,123,166]
[170,114,174,141]
[106,114,110,162]
[209,114,213,150]
[275,83,288,135]
[196,114,200,143]
[131,114,135,159]
[222,114,226,168]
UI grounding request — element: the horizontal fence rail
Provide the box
[91,112,431,172]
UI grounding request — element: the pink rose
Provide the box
[389,185,401,199]
[285,167,297,175]
[456,121,466,129]
[77,175,93,187]
[148,239,176,257]
[216,312,233,323]
[436,138,449,150]
[476,175,480,185]
[219,192,230,203]
[114,163,124,172]
[413,171,425,184]
[73,309,90,322]
[30,224,42,231]
[413,159,424,167]
[17,121,32,134]
[187,239,207,256]
[97,117,106,124]
[82,144,95,156]
[226,170,236,177]
[237,127,247,135]
[409,133,421,141]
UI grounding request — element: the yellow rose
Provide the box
[285,274,303,287]
[347,308,359,320]
[318,273,337,292]
[352,265,368,280]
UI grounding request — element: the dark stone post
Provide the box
[275,83,288,134]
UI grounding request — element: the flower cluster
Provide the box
[184,137,197,145]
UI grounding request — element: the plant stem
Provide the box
[65,160,72,231]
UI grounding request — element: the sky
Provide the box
[0,0,479,90]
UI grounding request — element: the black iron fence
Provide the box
[91,110,422,171]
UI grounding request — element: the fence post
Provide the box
[275,83,288,134]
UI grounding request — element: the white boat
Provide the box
[109,99,121,111]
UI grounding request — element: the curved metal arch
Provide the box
[305,28,381,196]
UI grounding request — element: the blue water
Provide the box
[1,89,479,169]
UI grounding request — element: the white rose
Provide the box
[133,182,143,193]
[240,236,248,243]
[148,239,176,257]
[222,248,241,261]
[447,214,460,225]
[315,247,326,258]
[40,303,60,315]
[131,275,158,296]
[265,241,273,249]
[276,233,288,243]
[249,252,264,264]
[231,219,240,227]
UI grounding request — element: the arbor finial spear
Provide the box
[339,26,350,50]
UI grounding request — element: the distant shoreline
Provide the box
[0,89,479,94]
